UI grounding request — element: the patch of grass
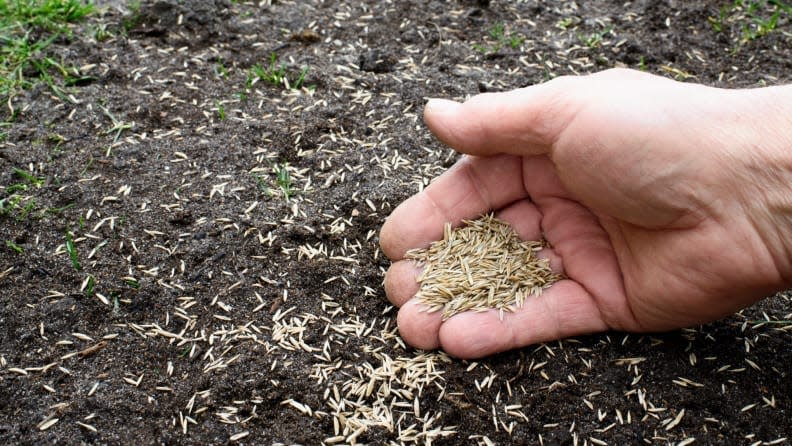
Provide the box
[0,198,21,219]
[26,56,83,101]
[578,25,613,49]
[253,162,296,201]
[121,0,142,34]
[556,17,579,31]
[0,0,94,109]
[91,22,112,41]
[246,53,312,91]
[709,0,791,43]
[1,167,47,220]
[743,6,782,40]
[473,22,524,54]
[709,3,734,32]
[0,0,92,30]
[248,53,284,86]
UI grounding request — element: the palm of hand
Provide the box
[382,153,774,359]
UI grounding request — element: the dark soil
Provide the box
[1,1,791,444]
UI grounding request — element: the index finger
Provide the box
[379,154,527,259]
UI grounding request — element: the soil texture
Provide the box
[1,1,791,444]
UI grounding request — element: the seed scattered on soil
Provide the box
[229,431,250,441]
[406,214,562,320]
[38,418,58,431]
[2,1,790,444]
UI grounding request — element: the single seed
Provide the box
[39,418,59,431]
[230,431,249,441]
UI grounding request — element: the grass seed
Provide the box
[406,214,561,320]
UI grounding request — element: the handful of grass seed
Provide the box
[405,213,562,321]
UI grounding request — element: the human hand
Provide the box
[380,68,792,358]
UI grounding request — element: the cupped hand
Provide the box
[380,68,792,358]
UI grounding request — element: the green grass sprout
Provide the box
[473,22,524,54]
[5,239,23,253]
[215,60,229,79]
[247,53,312,91]
[65,230,81,270]
[0,0,94,108]
[124,278,141,289]
[122,0,142,34]
[98,104,133,142]
[215,100,226,120]
[293,66,309,90]
[84,274,95,297]
[13,167,44,187]
[578,25,613,49]
[275,163,293,200]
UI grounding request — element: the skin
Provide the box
[380,68,792,359]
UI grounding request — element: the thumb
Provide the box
[424,75,582,156]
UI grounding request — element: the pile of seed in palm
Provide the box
[405,213,562,320]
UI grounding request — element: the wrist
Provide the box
[738,85,792,287]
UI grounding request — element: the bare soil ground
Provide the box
[1,1,791,444]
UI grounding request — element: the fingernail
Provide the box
[425,98,460,116]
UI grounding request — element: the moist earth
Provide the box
[1,1,790,445]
